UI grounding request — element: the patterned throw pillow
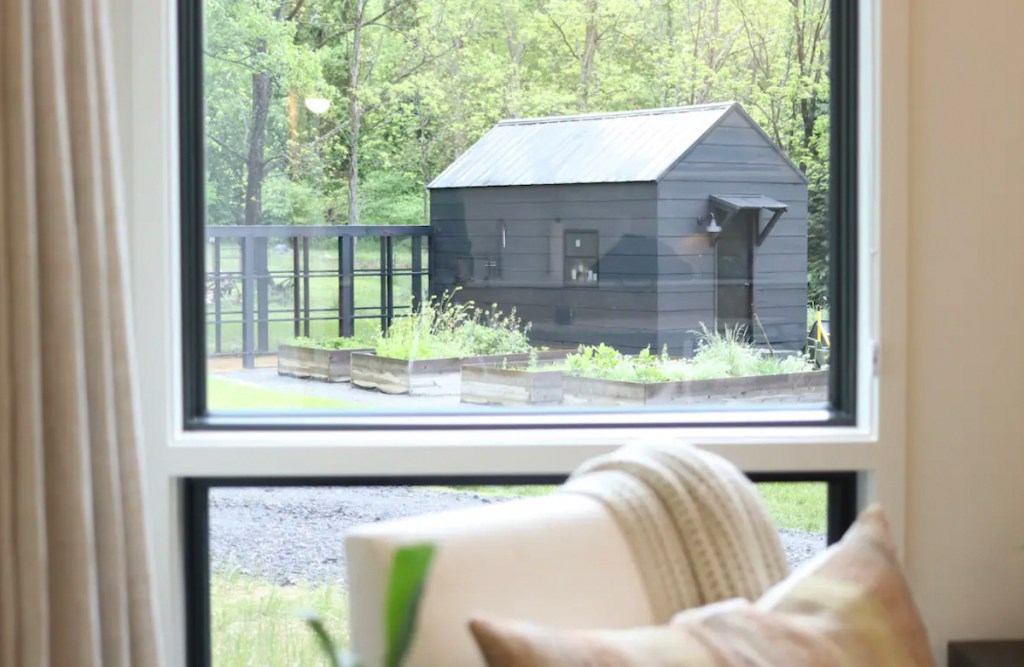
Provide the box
[469,506,936,667]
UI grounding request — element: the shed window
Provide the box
[564,231,599,286]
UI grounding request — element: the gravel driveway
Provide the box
[210,486,825,586]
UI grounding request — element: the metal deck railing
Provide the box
[205,225,430,368]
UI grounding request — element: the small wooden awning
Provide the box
[709,194,788,246]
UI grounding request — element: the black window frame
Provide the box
[185,472,859,667]
[178,0,859,429]
[563,229,600,287]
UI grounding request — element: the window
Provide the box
[121,0,904,663]
[189,475,857,665]
[181,0,858,424]
[564,231,600,287]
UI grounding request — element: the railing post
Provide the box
[241,235,255,369]
[339,235,355,337]
[254,235,270,354]
[385,236,395,330]
[427,232,435,301]
[302,237,311,337]
[204,225,428,361]
[213,238,222,353]
[379,237,388,334]
[291,237,300,338]
[411,235,422,312]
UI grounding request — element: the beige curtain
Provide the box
[0,0,163,664]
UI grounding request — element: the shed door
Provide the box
[715,210,754,338]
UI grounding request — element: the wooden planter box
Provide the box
[562,370,828,407]
[277,344,375,383]
[461,359,571,407]
[351,350,567,396]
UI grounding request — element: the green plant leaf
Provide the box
[299,608,360,667]
[384,544,436,667]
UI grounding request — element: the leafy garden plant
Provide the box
[287,336,374,350]
[302,544,435,667]
[374,290,532,361]
[565,324,815,384]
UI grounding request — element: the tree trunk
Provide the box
[242,0,286,226]
[506,36,526,117]
[579,0,599,112]
[243,47,272,352]
[416,96,432,226]
[792,0,827,167]
[244,58,270,227]
[421,159,430,226]
[420,133,432,226]
[347,0,365,226]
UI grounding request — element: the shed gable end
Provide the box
[659,107,808,185]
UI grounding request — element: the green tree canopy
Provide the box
[204,0,831,300]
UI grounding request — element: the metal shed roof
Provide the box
[428,102,736,189]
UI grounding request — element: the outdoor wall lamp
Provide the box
[698,211,723,234]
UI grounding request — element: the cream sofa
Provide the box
[345,492,654,667]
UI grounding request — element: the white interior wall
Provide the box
[904,0,1024,658]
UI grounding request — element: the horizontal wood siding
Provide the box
[450,285,659,309]
[662,163,805,183]
[658,181,808,202]
[657,107,809,353]
[529,324,661,352]
[698,125,764,146]
[429,107,809,354]
[754,235,807,254]
[685,144,794,166]
[431,199,654,221]
[432,218,658,238]
[430,183,664,352]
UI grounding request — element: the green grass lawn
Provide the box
[757,482,827,533]
[212,571,348,667]
[208,375,359,411]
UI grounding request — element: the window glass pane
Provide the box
[208,482,827,664]
[201,0,835,414]
[565,231,599,258]
[758,481,828,563]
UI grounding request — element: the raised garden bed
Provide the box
[352,350,567,396]
[277,344,374,383]
[562,370,828,406]
[461,357,572,407]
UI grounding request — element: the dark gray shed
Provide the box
[428,102,809,355]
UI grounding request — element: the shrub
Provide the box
[374,291,532,360]
[457,306,532,356]
[686,324,762,379]
[262,176,327,226]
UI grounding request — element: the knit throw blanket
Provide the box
[560,441,789,622]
